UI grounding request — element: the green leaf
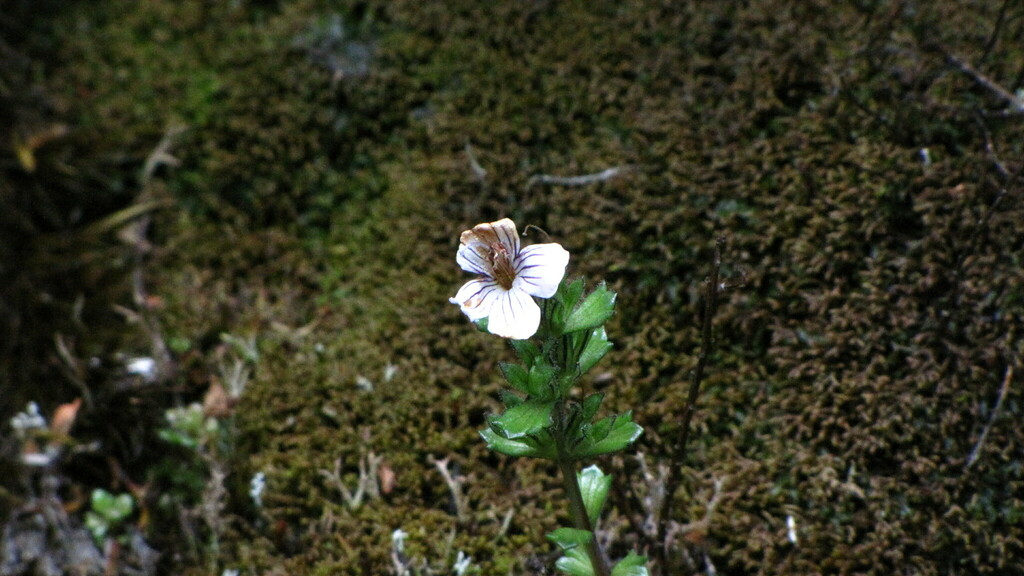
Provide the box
[564,283,616,334]
[572,412,643,458]
[611,551,649,576]
[586,414,614,444]
[510,339,540,367]
[474,317,489,332]
[158,427,198,449]
[555,547,594,576]
[555,369,580,397]
[580,393,604,423]
[528,361,558,397]
[578,327,613,374]
[500,362,530,394]
[578,465,612,525]
[558,277,586,310]
[491,399,555,439]
[91,489,134,522]
[547,527,593,551]
[479,428,556,459]
[499,390,524,409]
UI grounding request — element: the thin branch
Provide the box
[633,451,669,539]
[53,333,94,410]
[527,165,633,188]
[979,0,1011,64]
[948,116,1020,316]
[664,476,725,555]
[943,51,1024,112]
[319,452,383,509]
[126,124,186,384]
[428,456,470,525]
[657,237,724,566]
[964,365,1014,471]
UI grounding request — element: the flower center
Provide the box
[490,242,516,289]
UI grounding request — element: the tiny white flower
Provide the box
[450,218,569,340]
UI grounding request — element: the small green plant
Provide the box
[158,403,215,450]
[85,489,135,546]
[450,219,646,576]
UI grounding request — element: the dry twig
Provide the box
[428,456,470,525]
[319,452,383,509]
[943,51,1024,112]
[527,165,633,188]
[965,364,1014,471]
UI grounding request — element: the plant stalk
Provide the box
[656,238,724,569]
[554,398,611,576]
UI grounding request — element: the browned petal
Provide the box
[51,398,82,438]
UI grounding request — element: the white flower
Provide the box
[450,218,569,340]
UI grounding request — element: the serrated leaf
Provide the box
[479,428,556,459]
[528,361,558,397]
[500,362,530,394]
[558,277,586,310]
[491,399,555,438]
[547,527,593,551]
[611,551,649,576]
[586,415,614,445]
[510,339,540,367]
[555,547,594,576]
[578,327,613,374]
[580,393,604,423]
[499,390,524,409]
[572,412,643,458]
[564,283,616,334]
[578,465,612,525]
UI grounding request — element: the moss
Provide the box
[4,0,1023,573]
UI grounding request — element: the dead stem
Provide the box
[656,237,724,570]
[527,165,633,188]
[964,364,1014,471]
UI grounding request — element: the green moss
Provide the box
[5,0,1023,573]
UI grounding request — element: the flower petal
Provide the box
[449,279,501,321]
[486,287,541,340]
[456,242,492,276]
[459,218,520,257]
[490,218,521,257]
[513,243,570,298]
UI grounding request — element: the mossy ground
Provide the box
[3,0,1023,574]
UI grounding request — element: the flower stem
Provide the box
[554,399,611,576]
